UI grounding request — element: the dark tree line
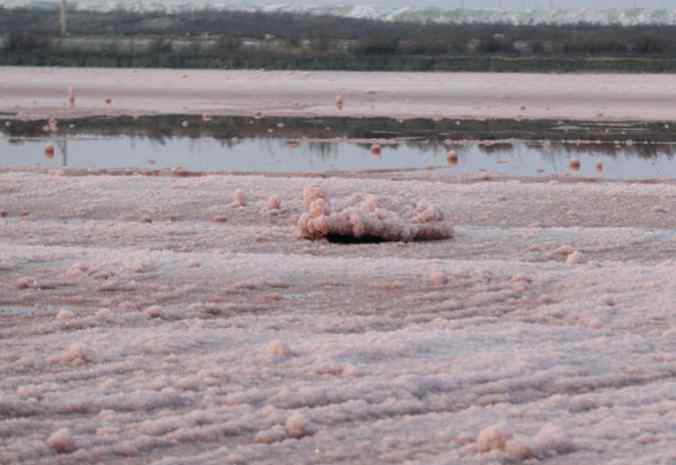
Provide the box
[2,6,676,71]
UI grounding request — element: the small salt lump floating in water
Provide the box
[67,86,75,108]
[44,144,55,158]
[447,150,459,165]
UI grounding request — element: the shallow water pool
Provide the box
[1,134,675,180]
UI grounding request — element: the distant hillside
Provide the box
[4,5,676,72]
[3,0,676,26]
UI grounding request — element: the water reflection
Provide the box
[2,132,676,180]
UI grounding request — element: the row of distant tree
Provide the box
[2,6,676,55]
[2,6,676,71]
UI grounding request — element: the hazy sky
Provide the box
[357,0,675,7]
[10,0,676,10]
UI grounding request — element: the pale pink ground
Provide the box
[2,67,676,121]
[1,169,676,464]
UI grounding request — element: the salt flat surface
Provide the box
[1,169,676,464]
[3,67,676,122]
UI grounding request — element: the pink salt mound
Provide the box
[47,428,75,453]
[286,413,308,438]
[65,263,89,279]
[55,309,75,321]
[430,272,448,286]
[266,195,282,210]
[231,189,246,207]
[297,187,453,242]
[49,343,91,367]
[505,436,535,460]
[266,340,291,359]
[16,277,36,289]
[303,185,327,209]
[144,306,162,319]
[477,423,513,453]
[532,424,573,454]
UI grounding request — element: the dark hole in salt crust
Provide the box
[325,234,449,244]
[325,234,389,244]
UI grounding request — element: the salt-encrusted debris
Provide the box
[47,428,75,454]
[65,263,89,279]
[285,413,310,438]
[265,340,292,360]
[296,187,453,242]
[477,423,513,453]
[430,271,449,286]
[566,250,583,265]
[15,277,37,289]
[48,343,92,367]
[266,195,282,210]
[55,309,75,321]
[231,189,246,207]
[144,305,162,319]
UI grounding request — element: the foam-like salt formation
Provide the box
[286,413,308,438]
[65,262,89,279]
[296,187,453,242]
[532,424,573,455]
[55,309,75,321]
[430,271,448,286]
[47,428,75,453]
[231,189,246,207]
[48,343,91,367]
[266,195,282,210]
[144,306,162,319]
[265,340,291,359]
[477,423,512,453]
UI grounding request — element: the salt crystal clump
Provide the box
[266,195,282,210]
[266,340,291,359]
[16,277,36,289]
[505,436,534,460]
[532,424,573,455]
[144,306,162,319]
[303,185,327,209]
[566,250,583,265]
[47,428,75,453]
[231,189,246,207]
[430,271,448,286]
[65,263,89,279]
[95,308,113,322]
[297,188,453,242]
[49,343,91,367]
[255,425,287,444]
[55,309,74,321]
[286,413,309,438]
[477,423,513,453]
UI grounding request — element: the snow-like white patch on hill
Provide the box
[4,1,676,25]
